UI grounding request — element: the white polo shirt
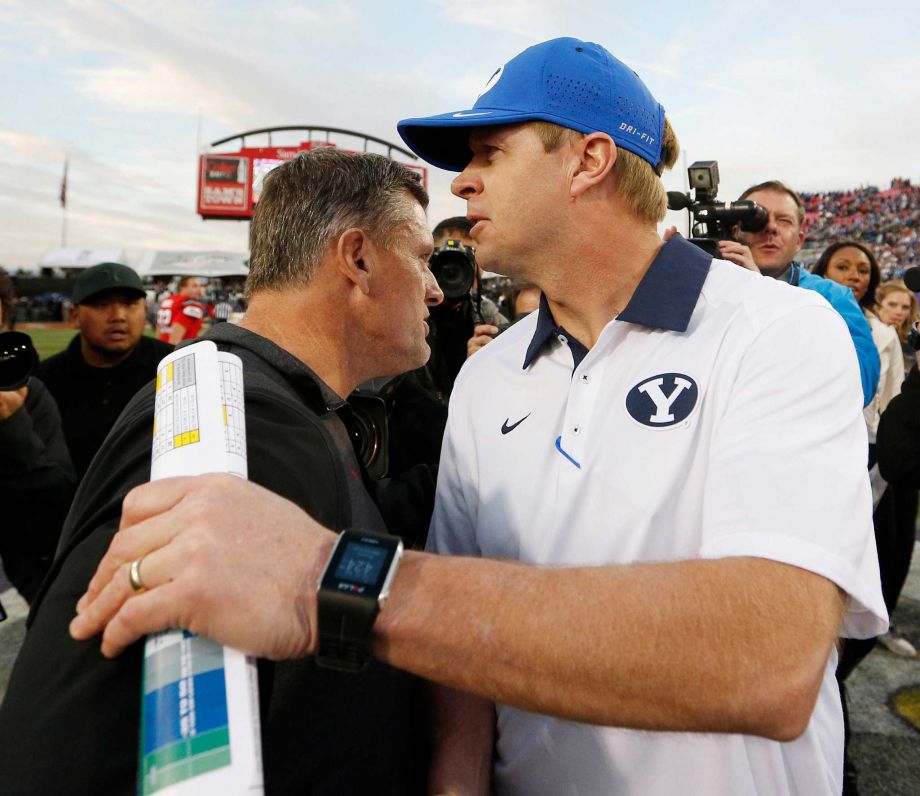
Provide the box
[428,235,887,796]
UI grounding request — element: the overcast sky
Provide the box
[2,0,917,269]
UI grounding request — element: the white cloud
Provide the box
[430,0,562,41]
[0,130,67,161]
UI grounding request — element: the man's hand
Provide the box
[70,474,337,659]
[0,386,27,420]
[467,324,499,358]
[717,240,760,272]
[663,228,760,273]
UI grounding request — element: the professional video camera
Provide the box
[667,161,768,257]
[0,331,38,391]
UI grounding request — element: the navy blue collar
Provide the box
[523,234,711,369]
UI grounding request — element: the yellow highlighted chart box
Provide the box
[172,429,200,448]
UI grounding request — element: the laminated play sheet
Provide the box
[141,341,262,796]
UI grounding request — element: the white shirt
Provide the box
[863,312,904,440]
[428,236,887,796]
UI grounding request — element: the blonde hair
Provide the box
[531,118,680,224]
[875,279,918,344]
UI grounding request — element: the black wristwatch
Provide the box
[315,530,403,672]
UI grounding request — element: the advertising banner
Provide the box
[197,156,252,218]
[197,141,426,220]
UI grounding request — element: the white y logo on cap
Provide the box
[477,65,504,100]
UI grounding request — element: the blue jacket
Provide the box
[792,264,880,407]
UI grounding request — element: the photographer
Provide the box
[0,268,76,603]
[736,181,879,407]
[671,176,880,407]
[425,217,508,401]
[385,219,511,478]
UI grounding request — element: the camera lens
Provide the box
[349,409,380,470]
[0,331,38,391]
[430,245,476,301]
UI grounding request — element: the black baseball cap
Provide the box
[72,262,146,305]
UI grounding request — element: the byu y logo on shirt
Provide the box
[625,373,698,428]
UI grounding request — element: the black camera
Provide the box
[347,376,404,481]
[430,239,476,301]
[0,331,38,391]
[667,161,768,257]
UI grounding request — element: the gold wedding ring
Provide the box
[129,557,147,593]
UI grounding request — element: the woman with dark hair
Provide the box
[813,241,903,417]
[813,240,880,312]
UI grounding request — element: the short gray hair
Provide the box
[247,148,428,296]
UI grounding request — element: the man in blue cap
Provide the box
[70,39,884,795]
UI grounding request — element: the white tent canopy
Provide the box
[134,250,249,278]
[39,248,127,268]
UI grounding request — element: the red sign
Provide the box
[198,155,252,218]
[197,141,427,220]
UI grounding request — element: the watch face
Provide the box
[321,532,401,598]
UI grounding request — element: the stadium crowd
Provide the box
[801,177,920,276]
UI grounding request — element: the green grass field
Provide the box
[22,328,78,361]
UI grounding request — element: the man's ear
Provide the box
[570,132,616,199]
[334,228,373,294]
[70,306,80,327]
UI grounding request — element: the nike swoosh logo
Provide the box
[501,413,531,434]
[452,111,492,118]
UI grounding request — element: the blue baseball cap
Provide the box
[397,37,665,172]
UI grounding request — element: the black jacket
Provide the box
[0,377,76,601]
[0,325,426,795]
[877,365,920,486]
[36,334,174,478]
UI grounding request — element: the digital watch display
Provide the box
[316,530,403,672]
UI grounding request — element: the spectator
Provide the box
[813,241,903,429]
[875,279,918,375]
[156,275,206,343]
[427,216,509,399]
[736,180,881,407]
[0,267,76,603]
[36,263,173,478]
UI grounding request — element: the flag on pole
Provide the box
[60,157,68,208]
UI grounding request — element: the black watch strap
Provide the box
[316,590,379,672]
